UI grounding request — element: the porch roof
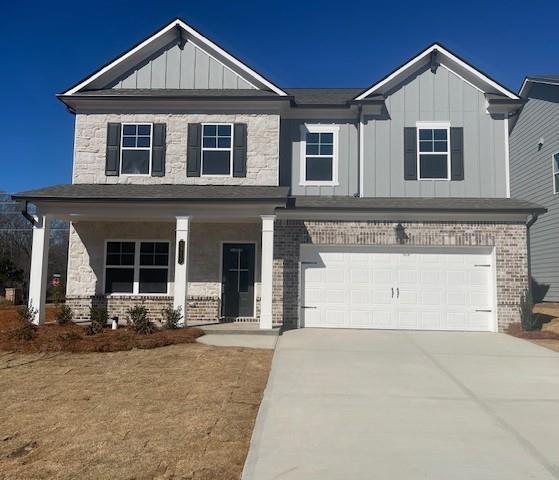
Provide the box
[12,184,289,203]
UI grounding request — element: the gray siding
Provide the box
[362,65,508,197]
[280,119,359,196]
[510,83,559,302]
[111,41,256,90]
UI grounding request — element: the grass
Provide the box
[0,305,204,353]
[0,338,272,479]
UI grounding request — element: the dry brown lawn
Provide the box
[0,343,272,479]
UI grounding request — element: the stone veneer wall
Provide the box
[73,113,279,185]
[272,220,528,331]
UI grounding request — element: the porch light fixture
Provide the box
[395,223,409,244]
[178,240,185,265]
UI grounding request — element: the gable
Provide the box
[63,18,286,96]
[355,43,519,101]
[109,40,257,90]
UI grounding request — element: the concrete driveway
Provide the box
[242,329,559,480]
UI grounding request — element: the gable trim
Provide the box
[62,18,287,96]
[519,77,559,98]
[354,43,519,101]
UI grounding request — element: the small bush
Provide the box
[55,304,73,325]
[519,289,543,331]
[9,306,38,341]
[127,304,156,335]
[161,306,182,330]
[86,306,108,335]
[51,284,65,305]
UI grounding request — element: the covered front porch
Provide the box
[16,185,287,330]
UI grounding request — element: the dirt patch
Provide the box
[0,305,204,353]
[0,343,273,479]
[506,322,559,340]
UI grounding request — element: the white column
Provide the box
[260,215,275,329]
[28,215,50,325]
[173,216,190,326]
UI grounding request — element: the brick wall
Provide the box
[66,295,220,324]
[272,220,528,331]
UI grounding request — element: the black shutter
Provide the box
[404,127,417,180]
[105,123,121,176]
[151,123,166,177]
[233,123,247,177]
[186,123,201,177]
[450,127,464,181]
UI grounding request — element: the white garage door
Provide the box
[301,246,496,332]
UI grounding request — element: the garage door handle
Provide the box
[391,288,394,298]
[301,306,317,309]
[475,309,492,312]
[397,288,399,298]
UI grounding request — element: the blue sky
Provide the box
[2,0,558,193]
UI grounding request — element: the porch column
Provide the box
[28,215,50,325]
[260,215,275,329]
[173,216,190,326]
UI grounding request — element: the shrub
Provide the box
[127,304,156,335]
[86,306,108,335]
[519,289,543,331]
[55,304,73,325]
[51,284,65,305]
[9,306,38,341]
[161,306,182,330]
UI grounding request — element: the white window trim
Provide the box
[103,239,172,296]
[120,123,153,176]
[553,152,559,195]
[416,121,451,181]
[299,124,339,186]
[201,122,234,177]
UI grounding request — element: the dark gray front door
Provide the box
[221,243,255,317]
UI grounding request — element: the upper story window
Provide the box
[417,122,450,180]
[105,240,170,295]
[202,124,233,175]
[552,152,559,194]
[121,124,152,175]
[300,125,339,186]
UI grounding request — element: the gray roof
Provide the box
[525,75,559,84]
[288,196,546,213]
[285,88,365,106]
[62,87,368,106]
[12,184,289,202]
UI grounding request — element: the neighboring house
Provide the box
[13,18,544,332]
[510,76,559,302]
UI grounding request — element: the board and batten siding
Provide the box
[362,65,508,197]
[280,119,359,196]
[110,40,256,90]
[510,83,559,302]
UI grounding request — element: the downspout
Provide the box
[526,212,540,297]
[21,201,38,227]
[358,106,364,197]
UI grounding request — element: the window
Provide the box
[417,123,450,180]
[554,153,559,194]
[202,124,233,175]
[300,125,338,185]
[121,123,152,175]
[104,241,170,295]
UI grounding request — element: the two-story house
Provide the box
[510,76,559,303]
[14,18,544,332]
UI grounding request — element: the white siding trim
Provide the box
[504,117,511,197]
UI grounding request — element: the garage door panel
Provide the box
[301,246,495,332]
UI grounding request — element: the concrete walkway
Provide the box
[242,329,559,480]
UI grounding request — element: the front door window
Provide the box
[221,243,255,317]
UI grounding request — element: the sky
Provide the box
[1,0,558,193]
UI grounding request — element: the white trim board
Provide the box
[354,43,519,101]
[63,18,287,96]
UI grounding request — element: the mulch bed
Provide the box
[506,322,559,340]
[0,305,204,353]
